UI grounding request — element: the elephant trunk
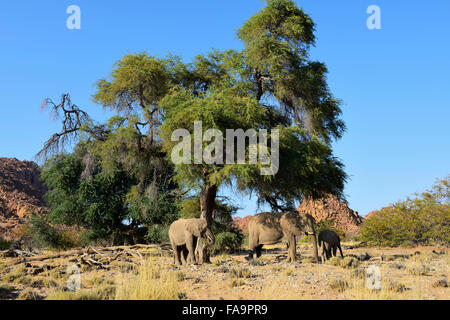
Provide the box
[311,233,319,263]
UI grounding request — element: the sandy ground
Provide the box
[0,243,448,300]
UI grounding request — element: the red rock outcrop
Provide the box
[233,215,252,232]
[0,158,47,241]
[297,194,364,235]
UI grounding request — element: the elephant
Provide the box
[246,211,319,263]
[169,218,215,265]
[318,230,344,263]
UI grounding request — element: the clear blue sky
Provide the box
[1,1,449,217]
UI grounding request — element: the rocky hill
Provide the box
[233,195,364,236]
[0,158,47,241]
[297,194,364,235]
[232,215,252,233]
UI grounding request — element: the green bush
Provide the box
[27,214,76,250]
[212,232,243,254]
[360,177,449,247]
[145,224,170,244]
[0,237,12,250]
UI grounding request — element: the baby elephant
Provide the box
[318,230,344,263]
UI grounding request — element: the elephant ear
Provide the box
[186,219,206,237]
[280,211,306,236]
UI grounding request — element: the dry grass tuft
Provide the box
[0,284,15,299]
[340,257,360,269]
[115,259,183,300]
[18,288,43,300]
[230,267,252,279]
[329,279,351,292]
[230,279,245,287]
[405,261,430,276]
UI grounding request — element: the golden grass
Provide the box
[46,286,115,300]
[114,259,183,300]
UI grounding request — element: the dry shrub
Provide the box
[340,257,360,269]
[325,256,359,269]
[432,279,448,288]
[18,288,43,300]
[230,279,245,287]
[329,279,351,292]
[115,260,183,300]
[405,262,430,276]
[343,275,418,300]
[0,284,15,299]
[325,257,342,266]
[230,267,252,279]
[385,280,407,293]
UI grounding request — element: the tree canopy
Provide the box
[39,0,347,244]
[360,177,450,247]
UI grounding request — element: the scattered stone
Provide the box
[432,279,448,288]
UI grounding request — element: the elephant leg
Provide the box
[246,236,259,261]
[255,245,263,258]
[326,246,332,260]
[176,246,185,265]
[185,235,196,264]
[171,240,182,265]
[332,246,337,257]
[181,245,189,265]
[338,243,344,258]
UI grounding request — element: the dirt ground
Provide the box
[0,243,448,300]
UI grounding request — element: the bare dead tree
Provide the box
[37,93,107,161]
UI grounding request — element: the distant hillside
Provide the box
[297,194,364,235]
[0,158,47,241]
[232,215,252,232]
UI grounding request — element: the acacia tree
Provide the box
[161,0,346,225]
[39,1,347,253]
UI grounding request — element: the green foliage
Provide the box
[93,52,169,114]
[212,232,243,254]
[237,0,345,143]
[360,177,450,247]
[145,224,170,244]
[41,143,179,245]
[180,198,201,219]
[158,0,347,213]
[27,214,76,250]
[40,0,347,245]
[0,238,12,250]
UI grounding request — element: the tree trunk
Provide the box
[199,180,217,264]
[200,183,217,227]
[311,233,319,263]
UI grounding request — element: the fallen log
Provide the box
[11,244,172,266]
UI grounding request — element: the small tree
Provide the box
[360,177,450,247]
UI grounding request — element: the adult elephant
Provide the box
[246,211,319,263]
[169,218,215,265]
[318,230,343,263]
